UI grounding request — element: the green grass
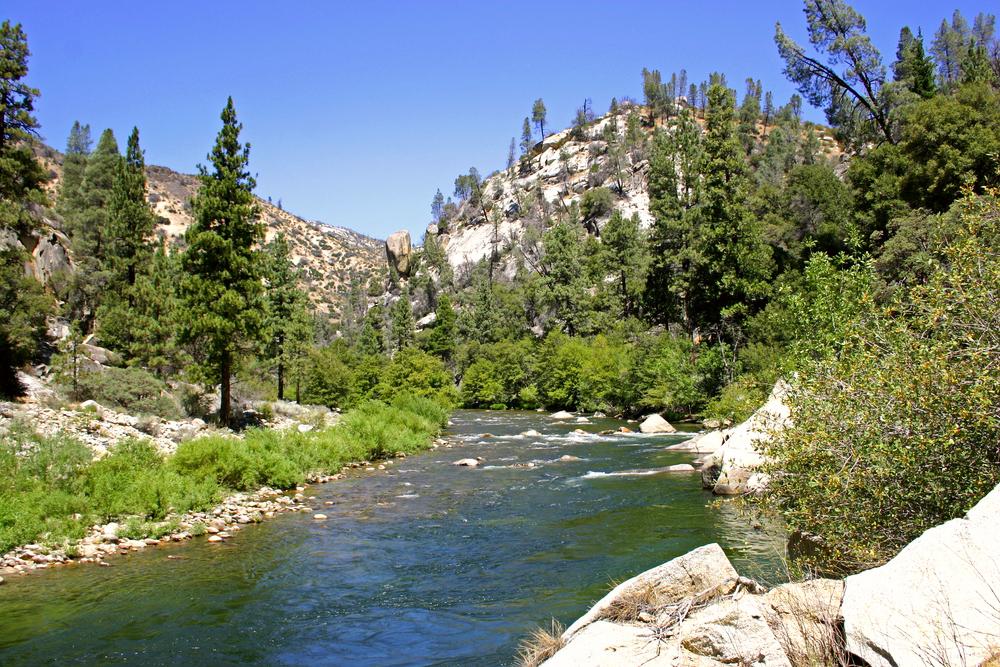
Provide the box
[0,394,446,554]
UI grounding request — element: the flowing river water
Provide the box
[0,409,785,665]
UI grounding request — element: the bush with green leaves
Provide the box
[374,347,457,406]
[753,190,1000,575]
[72,366,182,419]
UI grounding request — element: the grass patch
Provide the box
[0,393,446,554]
[516,619,565,667]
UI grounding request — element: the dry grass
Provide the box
[599,581,660,623]
[515,619,566,667]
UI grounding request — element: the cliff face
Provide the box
[31,143,386,316]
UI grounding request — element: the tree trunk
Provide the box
[220,351,232,427]
[277,361,284,401]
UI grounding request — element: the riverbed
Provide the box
[0,409,785,665]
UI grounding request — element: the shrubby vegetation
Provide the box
[753,190,1000,574]
[0,394,446,554]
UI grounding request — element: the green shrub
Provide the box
[753,191,1000,575]
[74,367,182,419]
[374,347,457,406]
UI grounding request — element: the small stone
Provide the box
[452,458,479,467]
[207,535,224,543]
[313,514,327,520]
[377,464,386,470]
[558,455,582,462]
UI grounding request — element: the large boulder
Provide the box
[668,428,730,453]
[385,230,412,276]
[762,578,844,666]
[707,381,790,495]
[563,543,739,639]
[679,597,793,666]
[639,413,676,434]
[842,483,1000,667]
[542,621,673,666]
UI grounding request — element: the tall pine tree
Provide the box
[179,98,265,426]
[263,233,312,400]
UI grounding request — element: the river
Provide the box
[0,409,785,665]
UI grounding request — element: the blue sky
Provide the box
[8,1,988,240]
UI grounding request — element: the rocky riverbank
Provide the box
[532,482,1000,666]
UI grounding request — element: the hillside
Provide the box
[32,143,387,316]
[421,101,845,279]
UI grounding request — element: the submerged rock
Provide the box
[452,458,479,467]
[549,410,573,419]
[520,429,542,437]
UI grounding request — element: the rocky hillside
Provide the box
[32,143,387,315]
[391,101,844,285]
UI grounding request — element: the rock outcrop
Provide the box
[385,230,413,276]
[542,543,842,667]
[842,483,1000,667]
[699,380,790,495]
[540,482,1000,667]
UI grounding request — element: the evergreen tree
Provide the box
[775,0,892,146]
[932,11,970,88]
[532,98,547,139]
[179,98,266,426]
[388,290,415,353]
[541,218,590,335]
[263,233,312,400]
[431,189,444,222]
[425,293,457,361]
[738,78,762,155]
[506,137,516,173]
[105,127,155,289]
[520,117,533,156]
[961,40,995,85]
[601,210,649,319]
[894,28,937,99]
[690,83,773,328]
[57,121,91,220]
[96,128,159,359]
[0,20,52,396]
[358,305,384,356]
[64,128,119,331]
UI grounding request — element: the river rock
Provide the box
[313,514,327,520]
[842,482,1000,667]
[452,458,479,467]
[549,411,573,419]
[664,463,695,472]
[521,429,542,437]
[574,417,590,424]
[558,455,581,462]
[639,414,676,434]
[207,535,224,543]
[543,621,672,666]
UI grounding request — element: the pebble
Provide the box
[313,514,327,520]
[207,535,224,543]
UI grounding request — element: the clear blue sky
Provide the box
[7,1,987,241]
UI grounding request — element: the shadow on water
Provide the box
[0,409,786,666]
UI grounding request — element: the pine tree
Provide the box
[179,98,266,426]
[520,117,533,156]
[0,20,52,396]
[601,211,649,319]
[507,137,516,173]
[96,127,159,359]
[932,11,970,88]
[105,127,155,289]
[541,218,590,335]
[425,293,457,361]
[431,189,444,222]
[532,98,547,139]
[57,121,91,220]
[263,233,312,400]
[894,28,937,99]
[690,83,773,329]
[358,305,384,356]
[388,290,415,353]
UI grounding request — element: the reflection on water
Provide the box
[0,409,785,666]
